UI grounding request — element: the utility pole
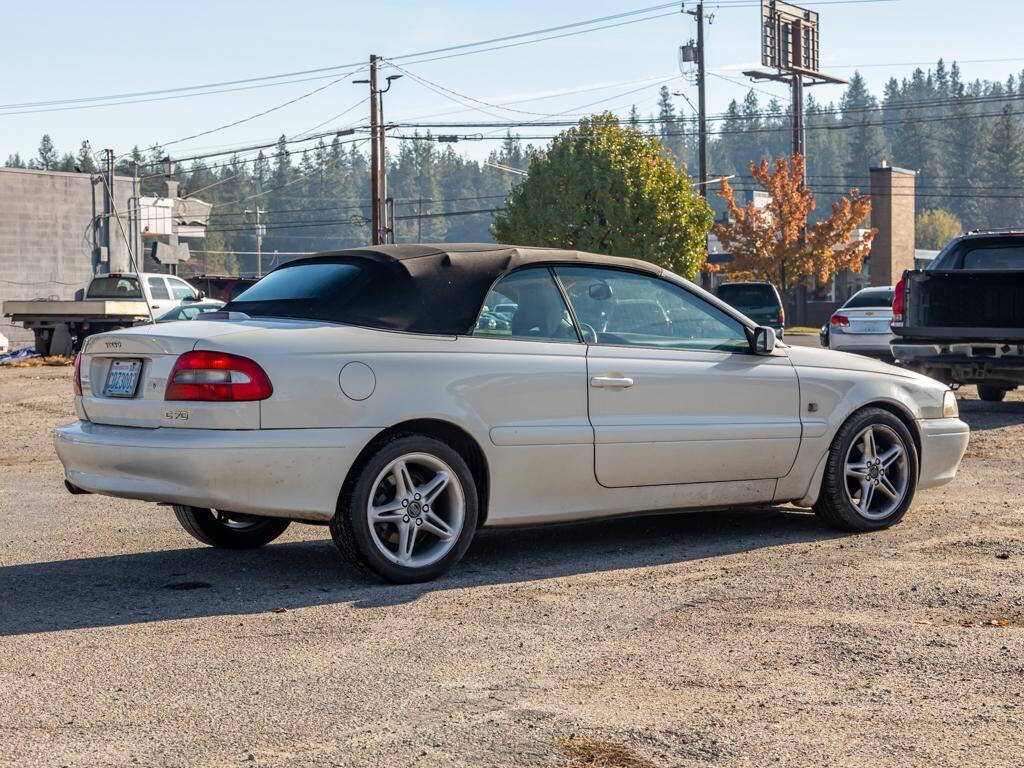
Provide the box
[368,56,380,244]
[354,57,402,244]
[685,2,710,199]
[377,73,402,243]
[244,207,265,277]
[104,148,116,271]
[790,18,806,188]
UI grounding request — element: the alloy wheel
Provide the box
[843,424,910,520]
[365,452,466,568]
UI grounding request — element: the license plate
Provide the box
[103,359,142,398]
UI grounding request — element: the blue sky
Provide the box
[3,0,1022,165]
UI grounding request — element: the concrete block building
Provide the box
[0,167,139,344]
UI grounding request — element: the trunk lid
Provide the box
[838,306,893,335]
[79,321,263,429]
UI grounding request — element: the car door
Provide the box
[166,276,199,309]
[554,266,801,488]
[145,276,170,314]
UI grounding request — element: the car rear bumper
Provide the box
[54,421,377,522]
[829,331,894,356]
[917,417,970,490]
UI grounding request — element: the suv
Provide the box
[715,282,785,338]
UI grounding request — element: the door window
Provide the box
[555,266,749,352]
[147,277,170,300]
[168,277,197,300]
[472,268,579,343]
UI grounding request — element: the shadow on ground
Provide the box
[957,398,1024,432]
[0,506,843,636]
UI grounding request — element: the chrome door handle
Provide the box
[590,375,634,389]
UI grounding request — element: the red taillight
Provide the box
[830,314,850,327]
[777,307,785,325]
[165,351,273,402]
[73,353,83,396]
[892,277,906,324]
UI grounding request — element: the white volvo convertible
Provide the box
[56,244,970,582]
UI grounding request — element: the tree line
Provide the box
[6,58,1024,273]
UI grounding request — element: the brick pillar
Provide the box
[868,165,916,286]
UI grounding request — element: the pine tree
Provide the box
[840,72,889,190]
[76,141,97,173]
[36,134,58,170]
[628,105,641,130]
[982,105,1024,227]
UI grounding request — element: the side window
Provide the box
[147,277,170,300]
[168,277,197,300]
[472,268,579,343]
[554,266,749,352]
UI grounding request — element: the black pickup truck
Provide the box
[891,230,1024,401]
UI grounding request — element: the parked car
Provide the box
[156,302,226,323]
[56,244,968,583]
[715,281,785,338]
[892,229,1024,401]
[828,286,896,358]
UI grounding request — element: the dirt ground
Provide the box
[1,364,1022,768]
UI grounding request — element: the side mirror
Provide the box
[752,325,776,355]
[196,290,205,300]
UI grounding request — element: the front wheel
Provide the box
[331,435,478,583]
[172,505,291,549]
[814,408,919,532]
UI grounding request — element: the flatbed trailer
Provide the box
[3,299,152,356]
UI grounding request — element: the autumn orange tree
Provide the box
[713,155,875,299]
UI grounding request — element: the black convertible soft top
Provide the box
[227,243,662,335]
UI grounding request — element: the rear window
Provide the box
[87,276,142,299]
[842,289,894,308]
[225,258,414,328]
[716,284,778,307]
[961,246,1024,270]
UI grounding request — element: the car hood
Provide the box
[784,344,922,380]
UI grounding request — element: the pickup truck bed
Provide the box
[892,232,1024,400]
[3,299,151,320]
[894,270,1024,340]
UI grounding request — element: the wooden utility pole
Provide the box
[368,55,381,245]
[244,207,266,276]
[685,2,709,199]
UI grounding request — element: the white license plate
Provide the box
[103,359,142,398]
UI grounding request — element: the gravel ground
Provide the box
[1,364,1022,768]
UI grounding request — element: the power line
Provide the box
[393,90,1024,130]
[393,103,1024,140]
[157,66,368,150]
[0,3,683,114]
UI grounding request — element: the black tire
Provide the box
[172,505,291,549]
[331,434,478,583]
[814,407,919,532]
[977,384,1009,402]
[32,329,51,356]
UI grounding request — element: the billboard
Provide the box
[761,0,820,74]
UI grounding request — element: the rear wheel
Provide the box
[815,408,918,532]
[977,384,1010,402]
[32,329,51,356]
[331,435,478,583]
[172,505,290,549]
